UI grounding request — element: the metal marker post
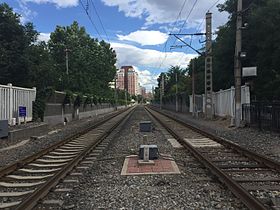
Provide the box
[143,146,149,162]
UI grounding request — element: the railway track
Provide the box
[146,106,280,210]
[0,107,134,210]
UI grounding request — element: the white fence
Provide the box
[0,84,36,124]
[189,85,250,117]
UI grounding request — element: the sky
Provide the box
[2,0,229,91]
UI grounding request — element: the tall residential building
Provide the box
[116,66,138,95]
[141,86,146,98]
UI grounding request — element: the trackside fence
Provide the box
[190,85,250,118]
[0,83,36,124]
[242,102,280,132]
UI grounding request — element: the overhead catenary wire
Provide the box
[177,0,199,35]
[169,0,199,67]
[195,0,221,33]
[89,0,110,42]
[79,0,103,40]
[155,0,189,70]
[174,0,222,65]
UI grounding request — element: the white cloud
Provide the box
[101,0,228,30]
[21,0,79,8]
[111,42,196,69]
[16,0,37,23]
[111,42,196,89]
[117,30,168,46]
[37,33,51,42]
[133,66,158,91]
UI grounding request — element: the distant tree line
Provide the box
[155,0,280,102]
[0,3,123,102]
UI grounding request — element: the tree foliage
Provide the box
[0,3,118,100]
[154,66,191,102]
[155,0,280,101]
[189,0,280,100]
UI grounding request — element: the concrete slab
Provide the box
[29,163,66,167]
[121,155,180,176]
[19,168,61,173]
[43,199,63,206]
[54,188,72,192]
[85,157,97,160]
[0,181,45,187]
[44,155,77,159]
[36,158,72,163]
[81,161,94,164]
[50,151,79,155]
[0,139,30,152]
[0,201,21,208]
[184,138,222,148]
[63,179,79,183]
[6,174,53,180]
[70,172,83,176]
[167,138,183,149]
[0,190,33,197]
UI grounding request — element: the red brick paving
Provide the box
[122,156,180,175]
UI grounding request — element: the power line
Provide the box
[79,0,103,40]
[170,0,188,33]
[89,0,110,42]
[155,0,189,70]
[170,0,198,54]
[177,0,198,35]
[195,0,221,33]
[177,0,220,64]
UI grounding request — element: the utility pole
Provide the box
[160,75,164,110]
[234,0,243,127]
[114,75,118,110]
[192,59,196,117]
[175,73,178,112]
[205,12,213,119]
[65,48,70,75]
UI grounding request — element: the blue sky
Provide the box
[2,0,229,91]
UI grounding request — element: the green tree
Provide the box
[48,21,117,96]
[188,0,280,100]
[0,3,32,85]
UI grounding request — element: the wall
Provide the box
[189,85,250,118]
[44,101,126,125]
[0,83,36,124]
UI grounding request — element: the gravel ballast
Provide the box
[0,110,124,168]
[57,106,246,209]
[158,107,280,163]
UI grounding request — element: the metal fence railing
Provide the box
[0,83,36,124]
[242,102,280,132]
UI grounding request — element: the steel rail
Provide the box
[148,106,280,172]
[146,106,267,210]
[14,107,135,210]
[0,108,129,178]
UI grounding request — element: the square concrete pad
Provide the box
[121,155,180,175]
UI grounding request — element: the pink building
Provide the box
[141,86,146,98]
[116,66,138,95]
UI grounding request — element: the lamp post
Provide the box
[175,72,178,112]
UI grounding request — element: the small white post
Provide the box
[143,146,149,162]
[143,135,148,145]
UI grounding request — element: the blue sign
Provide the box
[19,106,27,117]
